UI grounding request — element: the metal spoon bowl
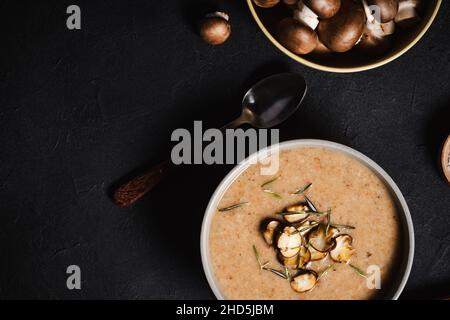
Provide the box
[113,73,307,207]
[225,73,307,129]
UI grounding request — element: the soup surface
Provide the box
[209,147,403,300]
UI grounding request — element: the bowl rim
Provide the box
[200,139,415,300]
[246,0,442,73]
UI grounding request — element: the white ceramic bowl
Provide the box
[201,139,414,300]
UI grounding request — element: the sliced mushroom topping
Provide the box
[280,245,311,269]
[277,226,303,258]
[297,220,319,236]
[297,245,311,268]
[330,234,354,263]
[308,243,328,261]
[282,203,310,223]
[290,270,318,293]
[263,220,281,246]
[326,226,340,238]
[308,224,336,252]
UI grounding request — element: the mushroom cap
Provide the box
[253,0,280,8]
[366,0,399,23]
[278,18,318,55]
[283,0,299,5]
[317,0,366,53]
[304,0,341,19]
[199,14,231,45]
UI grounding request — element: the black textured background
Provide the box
[0,0,449,299]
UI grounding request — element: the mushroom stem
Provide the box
[294,1,320,30]
[395,0,421,28]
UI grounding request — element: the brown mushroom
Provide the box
[199,12,231,45]
[365,0,399,23]
[283,0,299,5]
[304,0,341,19]
[278,18,318,55]
[253,0,280,8]
[310,38,333,57]
[317,0,366,53]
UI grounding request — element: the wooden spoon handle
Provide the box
[113,160,171,207]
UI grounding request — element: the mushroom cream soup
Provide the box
[209,147,403,300]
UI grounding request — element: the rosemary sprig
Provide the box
[277,211,309,216]
[331,223,355,230]
[325,210,332,235]
[284,266,292,281]
[348,264,367,278]
[218,202,248,212]
[317,264,334,281]
[263,189,282,199]
[252,245,266,270]
[304,196,318,212]
[278,210,327,216]
[261,176,280,188]
[295,223,319,234]
[291,182,312,195]
[266,267,288,280]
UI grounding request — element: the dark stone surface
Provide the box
[0,0,449,299]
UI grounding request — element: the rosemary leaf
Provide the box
[295,223,319,234]
[292,182,312,194]
[218,202,248,212]
[317,264,334,281]
[331,223,355,230]
[304,196,318,212]
[278,211,309,216]
[284,266,291,281]
[325,210,332,235]
[263,267,288,280]
[252,245,263,269]
[348,264,367,278]
[261,176,280,188]
[263,189,282,199]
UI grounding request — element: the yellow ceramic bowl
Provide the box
[247,0,442,73]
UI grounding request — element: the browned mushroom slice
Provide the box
[277,226,303,258]
[327,226,340,238]
[308,224,336,253]
[297,220,319,236]
[282,203,310,223]
[290,270,318,293]
[263,220,281,246]
[308,243,328,261]
[280,244,311,269]
[330,234,354,263]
